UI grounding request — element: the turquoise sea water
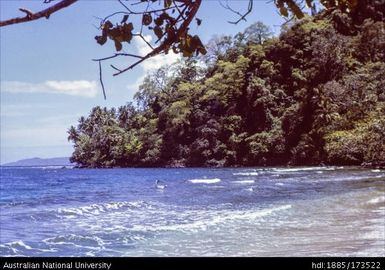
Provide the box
[0,167,384,256]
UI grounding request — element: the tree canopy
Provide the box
[67,3,385,168]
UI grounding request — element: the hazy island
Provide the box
[2,157,75,167]
[68,7,385,169]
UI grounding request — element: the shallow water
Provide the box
[0,166,384,256]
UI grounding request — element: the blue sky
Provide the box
[0,0,285,164]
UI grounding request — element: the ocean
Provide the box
[0,166,384,256]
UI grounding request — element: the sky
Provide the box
[0,0,286,164]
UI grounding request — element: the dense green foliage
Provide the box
[69,7,385,168]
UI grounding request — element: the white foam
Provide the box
[9,241,32,250]
[367,196,385,205]
[275,183,285,186]
[233,172,259,176]
[43,234,105,250]
[343,175,385,181]
[57,200,152,217]
[188,178,221,184]
[0,244,18,254]
[0,240,54,254]
[85,251,96,257]
[232,180,255,184]
[273,167,335,172]
[371,169,382,172]
[131,205,291,233]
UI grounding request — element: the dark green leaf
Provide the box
[121,15,129,24]
[103,20,113,30]
[95,35,107,45]
[164,0,172,8]
[182,49,193,57]
[142,14,152,26]
[114,40,122,51]
[198,46,207,55]
[154,16,164,26]
[280,6,289,17]
[287,0,304,18]
[126,22,134,31]
[275,0,284,8]
[154,26,163,39]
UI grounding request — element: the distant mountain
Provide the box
[2,157,75,167]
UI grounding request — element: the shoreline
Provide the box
[71,160,385,170]
[2,163,384,170]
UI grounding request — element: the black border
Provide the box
[1,257,384,270]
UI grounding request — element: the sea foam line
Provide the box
[367,196,385,205]
[130,204,291,233]
[188,178,221,184]
[0,241,57,254]
[57,200,153,217]
[233,172,259,176]
[232,180,255,184]
[272,167,336,172]
[43,234,105,250]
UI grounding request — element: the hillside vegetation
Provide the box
[68,5,385,168]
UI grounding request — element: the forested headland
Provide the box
[68,5,385,168]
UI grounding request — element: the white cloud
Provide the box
[127,35,180,91]
[2,80,99,97]
[139,35,180,72]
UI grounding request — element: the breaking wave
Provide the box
[233,172,259,176]
[272,167,337,172]
[57,200,154,217]
[130,204,292,233]
[367,196,385,205]
[188,178,221,184]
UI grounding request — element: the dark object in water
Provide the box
[155,180,167,189]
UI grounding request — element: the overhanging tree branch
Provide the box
[92,0,203,78]
[113,0,202,76]
[220,0,254,24]
[0,0,78,27]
